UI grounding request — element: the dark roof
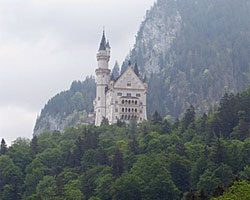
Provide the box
[99,31,106,51]
[106,40,110,49]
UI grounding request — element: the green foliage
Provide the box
[0,139,8,155]
[1,87,250,199]
[212,180,250,200]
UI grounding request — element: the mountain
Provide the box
[127,0,250,117]
[34,0,250,134]
[34,76,96,135]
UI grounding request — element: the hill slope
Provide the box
[34,76,96,135]
[34,0,250,134]
[127,0,250,117]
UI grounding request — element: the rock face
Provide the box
[128,0,250,117]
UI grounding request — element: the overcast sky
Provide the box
[0,0,155,145]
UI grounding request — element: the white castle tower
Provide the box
[94,31,111,126]
[94,31,147,126]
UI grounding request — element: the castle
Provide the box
[94,31,147,126]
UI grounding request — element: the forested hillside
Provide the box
[126,0,250,117]
[1,87,250,200]
[34,0,250,134]
[34,76,96,135]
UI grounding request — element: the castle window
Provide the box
[115,101,118,104]
[127,93,131,97]
[128,108,131,112]
[127,82,131,87]
[121,115,124,119]
[128,100,131,104]
[135,101,138,105]
[132,100,134,104]
[136,93,141,97]
[115,109,118,112]
[122,108,124,112]
[117,92,122,96]
[122,100,124,104]
[125,115,127,120]
[135,109,137,113]
[125,108,128,112]
[132,108,134,112]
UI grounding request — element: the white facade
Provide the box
[94,32,147,126]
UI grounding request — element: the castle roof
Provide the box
[106,40,110,49]
[113,67,146,90]
[99,31,106,51]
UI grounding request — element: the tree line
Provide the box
[1,87,250,199]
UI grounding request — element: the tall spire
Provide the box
[99,30,106,51]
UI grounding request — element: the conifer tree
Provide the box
[134,63,139,77]
[181,105,196,132]
[31,135,38,156]
[152,111,163,124]
[112,148,124,177]
[111,61,120,80]
[0,138,7,155]
[128,120,139,154]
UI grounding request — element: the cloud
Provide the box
[0,105,37,146]
[0,0,155,144]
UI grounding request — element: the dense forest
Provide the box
[1,87,250,199]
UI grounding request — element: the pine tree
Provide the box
[31,135,38,156]
[111,61,120,80]
[134,63,139,77]
[128,120,139,154]
[152,111,163,124]
[181,105,196,132]
[231,111,250,140]
[0,138,7,155]
[112,148,124,177]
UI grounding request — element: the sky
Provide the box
[0,0,156,145]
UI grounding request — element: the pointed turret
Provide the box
[99,31,106,51]
[95,30,111,126]
[106,40,111,49]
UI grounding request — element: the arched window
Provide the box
[125,108,127,112]
[128,108,131,112]
[121,115,124,119]
[135,101,138,105]
[122,100,124,104]
[128,100,131,104]
[135,109,137,113]
[122,108,124,112]
[132,108,134,112]
[125,115,127,120]
[132,100,134,104]
[128,115,130,120]
[125,100,128,104]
